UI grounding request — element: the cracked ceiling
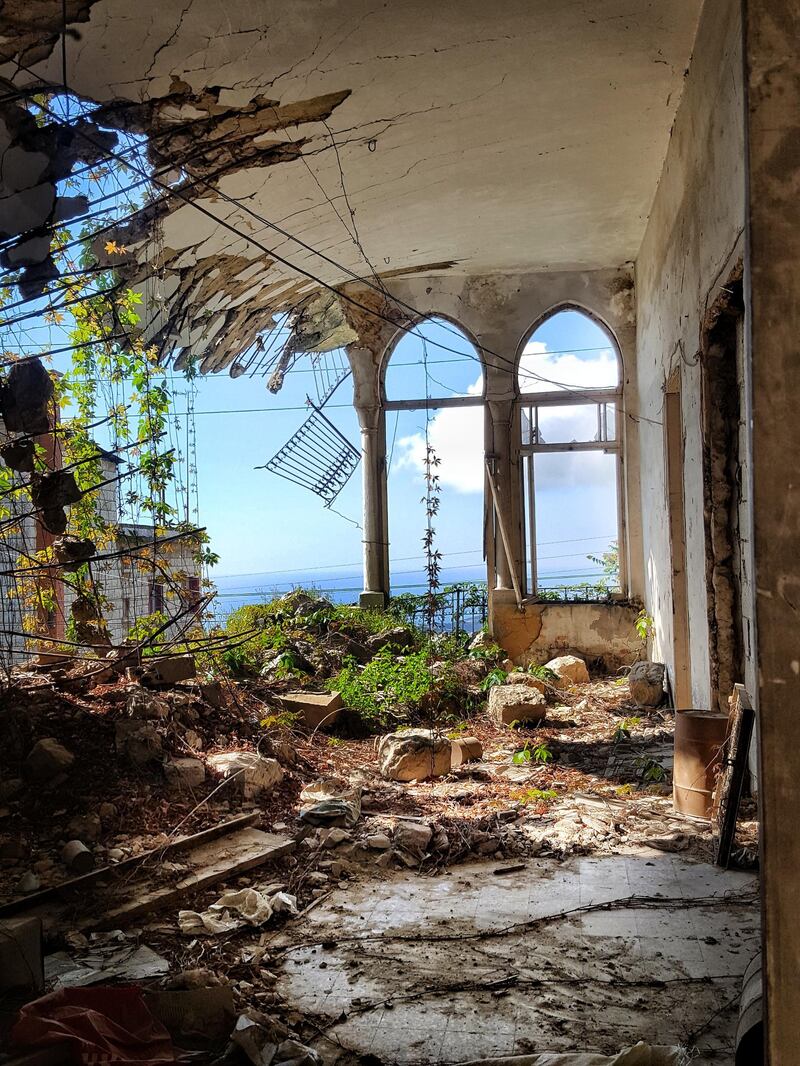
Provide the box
[0,0,702,371]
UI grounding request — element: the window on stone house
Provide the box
[183,574,201,617]
[149,579,165,615]
[517,308,623,600]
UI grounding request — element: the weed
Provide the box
[528,664,558,683]
[612,716,641,742]
[512,787,558,805]
[636,756,667,783]
[331,647,456,725]
[615,783,636,796]
[480,668,507,692]
[259,709,301,729]
[512,740,553,765]
[635,609,655,642]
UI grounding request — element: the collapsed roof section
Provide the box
[0,0,702,372]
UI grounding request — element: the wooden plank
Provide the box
[87,828,295,930]
[0,813,259,920]
[713,684,756,867]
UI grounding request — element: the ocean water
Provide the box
[210,563,606,621]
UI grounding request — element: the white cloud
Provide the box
[393,343,619,495]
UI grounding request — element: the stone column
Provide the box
[357,403,388,607]
[744,2,800,1059]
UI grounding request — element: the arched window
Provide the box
[517,308,623,599]
[383,317,485,610]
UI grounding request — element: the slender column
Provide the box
[357,403,388,607]
[744,2,800,1059]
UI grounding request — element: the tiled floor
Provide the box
[274,849,759,1064]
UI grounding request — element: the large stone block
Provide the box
[279,691,343,729]
[544,655,590,687]
[207,752,283,799]
[628,661,666,707]
[489,683,546,726]
[378,729,452,782]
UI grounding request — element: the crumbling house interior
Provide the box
[0,0,796,1063]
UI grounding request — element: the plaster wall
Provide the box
[489,592,642,671]
[634,0,745,709]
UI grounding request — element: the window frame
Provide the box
[517,325,625,602]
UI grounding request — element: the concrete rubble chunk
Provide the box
[394,821,432,858]
[165,757,206,791]
[127,687,170,719]
[114,720,163,766]
[207,751,283,799]
[506,672,547,694]
[26,737,74,780]
[365,832,391,850]
[628,661,666,707]
[378,728,452,782]
[136,654,197,687]
[278,690,343,729]
[544,655,590,687]
[16,871,40,894]
[489,683,547,726]
[450,736,484,767]
[366,626,415,654]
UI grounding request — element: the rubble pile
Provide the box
[0,592,758,1063]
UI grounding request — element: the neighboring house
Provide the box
[0,442,203,657]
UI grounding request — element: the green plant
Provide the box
[587,541,620,592]
[512,739,553,765]
[512,787,558,805]
[528,664,558,683]
[637,757,667,783]
[612,716,641,742]
[480,668,507,692]
[635,609,655,642]
[331,647,453,725]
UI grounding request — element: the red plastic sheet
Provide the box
[11,986,177,1064]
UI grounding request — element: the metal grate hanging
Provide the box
[258,400,360,506]
[311,348,351,404]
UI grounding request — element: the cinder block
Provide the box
[0,915,44,993]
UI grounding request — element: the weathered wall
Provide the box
[489,591,642,670]
[635,0,746,708]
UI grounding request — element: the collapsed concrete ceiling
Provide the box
[0,0,702,370]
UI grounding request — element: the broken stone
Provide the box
[199,680,226,707]
[506,672,547,695]
[26,737,75,780]
[61,839,94,874]
[488,683,547,726]
[278,690,343,729]
[165,757,206,791]
[184,729,203,750]
[450,736,483,767]
[378,729,452,782]
[430,826,450,852]
[544,655,590,687]
[16,871,40,894]
[107,848,124,862]
[98,802,118,824]
[66,812,101,844]
[137,655,197,686]
[207,751,283,799]
[299,778,361,827]
[394,821,432,858]
[365,832,391,850]
[127,688,170,719]
[374,851,393,869]
[365,627,415,654]
[628,661,666,707]
[114,721,163,766]
[318,827,351,847]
